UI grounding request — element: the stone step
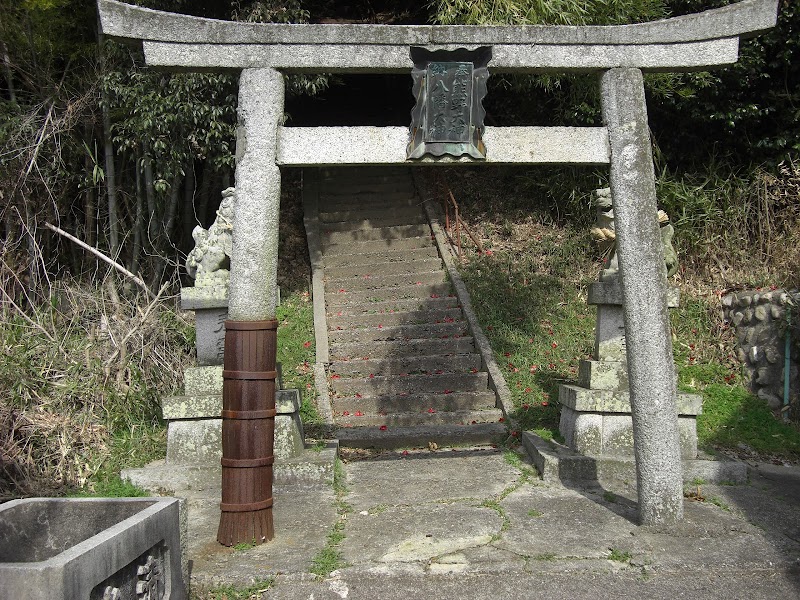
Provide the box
[330,353,481,378]
[327,306,464,329]
[319,169,413,181]
[333,390,496,413]
[335,422,508,450]
[324,246,439,267]
[325,282,452,306]
[325,257,443,279]
[329,336,476,360]
[320,213,426,232]
[319,205,425,224]
[328,296,460,318]
[322,224,430,246]
[328,321,468,344]
[335,408,503,428]
[329,371,489,396]
[324,270,446,293]
[319,191,416,209]
[324,236,434,257]
[320,181,414,194]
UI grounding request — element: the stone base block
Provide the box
[578,360,628,391]
[559,384,702,415]
[166,420,222,465]
[124,441,338,493]
[164,389,305,463]
[559,405,698,459]
[183,364,283,396]
[558,384,702,459]
[521,432,747,485]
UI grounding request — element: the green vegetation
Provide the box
[446,161,800,462]
[276,291,320,426]
[190,578,274,600]
[310,458,350,578]
[0,280,191,499]
[68,475,149,498]
[608,548,632,563]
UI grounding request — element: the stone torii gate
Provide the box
[98,0,778,542]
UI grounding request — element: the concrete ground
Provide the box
[185,448,800,599]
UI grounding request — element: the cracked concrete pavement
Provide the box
[185,447,800,599]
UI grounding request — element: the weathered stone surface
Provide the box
[181,285,229,310]
[0,497,185,600]
[184,366,223,395]
[163,389,304,462]
[559,404,699,459]
[277,126,610,165]
[559,385,702,415]
[578,360,628,390]
[588,279,679,307]
[228,67,283,322]
[341,504,501,565]
[594,305,626,361]
[162,393,221,420]
[344,452,519,510]
[166,420,222,465]
[100,0,777,45]
[723,289,799,412]
[602,67,683,525]
[140,38,742,72]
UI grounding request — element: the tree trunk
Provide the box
[142,144,157,240]
[163,171,182,242]
[84,146,96,248]
[181,161,196,250]
[196,159,213,227]
[131,155,144,277]
[1,40,16,103]
[98,25,119,257]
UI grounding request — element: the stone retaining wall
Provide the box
[721,289,799,412]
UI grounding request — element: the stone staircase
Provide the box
[305,167,506,448]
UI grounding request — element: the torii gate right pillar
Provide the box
[601,67,683,525]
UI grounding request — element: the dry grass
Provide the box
[0,265,194,499]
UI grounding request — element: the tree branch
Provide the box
[44,222,155,298]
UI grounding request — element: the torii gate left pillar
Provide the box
[217,68,283,545]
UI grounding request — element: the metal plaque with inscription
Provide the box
[407,46,491,160]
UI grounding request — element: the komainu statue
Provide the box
[590,187,678,279]
[186,187,235,287]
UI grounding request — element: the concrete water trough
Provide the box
[0,497,186,600]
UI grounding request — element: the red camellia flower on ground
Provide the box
[379,425,388,431]
[427,408,436,413]
[303,341,312,348]
[354,411,364,416]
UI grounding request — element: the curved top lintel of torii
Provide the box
[98,0,778,48]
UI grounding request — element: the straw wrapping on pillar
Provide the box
[217,319,278,546]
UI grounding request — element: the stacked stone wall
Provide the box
[721,290,800,412]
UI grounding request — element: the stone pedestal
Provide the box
[181,287,228,366]
[162,365,304,465]
[558,278,702,459]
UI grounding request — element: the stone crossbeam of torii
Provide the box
[98,0,778,541]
